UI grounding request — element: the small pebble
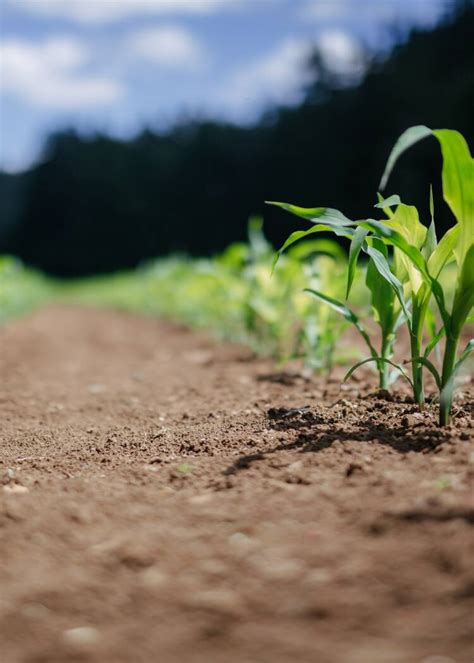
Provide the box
[63,626,99,647]
[87,383,106,394]
[139,567,167,588]
[189,493,212,505]
[228,532,254,551]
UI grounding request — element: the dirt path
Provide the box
[0,306,472,663]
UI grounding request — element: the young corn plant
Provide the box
[352,193,449,409]
[373,126,474,425]
[268,126,473,425]
[289,239,349,372]
[268,205,403,390]
[242,216,350,365]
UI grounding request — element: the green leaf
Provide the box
[272,222,354,271]
[380,125,432,189]
[430,274,452,333]
[365,239,396,333]
[364,244,411,323]
[266,201,353,226]
[427,225,458,278]
[424,326,446,358]
[304,288,378,358]
[451,243,474,336]
[422,221,437,261]
[374,194,401,209]
[288,238,345,262]
[346,226,368,299]
[409,357,442,390]
[344,357,413,387]
[389,203,426,247]
[381,203,427,292]
[429,185,435,222]
[362,220,429,280]
[432,129,474,267]
[380,125,473,270]
[376,192,395,218]
[439,339,473,423]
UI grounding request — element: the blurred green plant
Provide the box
[0,256,55,323]
[0,219,355,373]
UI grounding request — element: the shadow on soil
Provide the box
[223,401,455,478]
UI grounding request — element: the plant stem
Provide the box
[410,294,430,410]
[379,335,391,390]
[439,334,459,426]
[410,332,425,409]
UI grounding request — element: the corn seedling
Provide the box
[268,126,473,425]
[268,206,401,390]
[374,126,473,424]
[287,239,348,371]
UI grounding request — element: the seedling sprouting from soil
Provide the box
[268,126,473,425]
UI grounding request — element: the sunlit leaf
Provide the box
[379,125,432,189]
[374,194,402,209]
[427,225,458,277]
[451,244,474,335]
[433,129,474,266]
[266,201,353,225]
[272,222,354,271]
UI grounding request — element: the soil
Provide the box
[0,306,473,663]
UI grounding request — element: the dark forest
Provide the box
[1,1,472,277]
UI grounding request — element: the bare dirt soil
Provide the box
[0,306,473,663]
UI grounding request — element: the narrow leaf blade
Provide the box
[380,125,432,190]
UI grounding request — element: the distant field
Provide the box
[1,228,361,372]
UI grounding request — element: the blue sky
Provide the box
[0,0,450,172]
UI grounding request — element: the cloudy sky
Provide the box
[0,0,450,172]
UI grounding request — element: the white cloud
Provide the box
[12,0,241,23]
[129,26,207,69]
[220,37,314,115]
[0,36,123,108]
[317,29,365,77]
[219,29,364,117]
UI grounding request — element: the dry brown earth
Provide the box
[0,306,473,663]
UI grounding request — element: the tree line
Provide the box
[0,1,472,277]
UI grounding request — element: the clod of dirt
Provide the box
[267,406,311,419]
